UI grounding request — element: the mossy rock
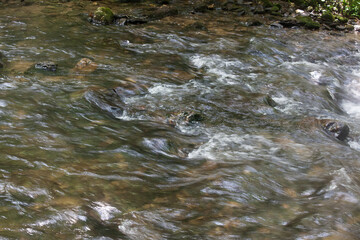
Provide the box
[336,15,348,24]
[291,0,306,8]
[261,0,273,8]
[93,7,114,25]
[296,16,320,29]
[271,5,280,12]
[321,11,334,23]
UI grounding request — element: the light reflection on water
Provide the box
[0,1,360,239]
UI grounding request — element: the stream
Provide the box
[0,1,360,239]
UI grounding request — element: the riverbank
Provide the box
[85,0,360,32]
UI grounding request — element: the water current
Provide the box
[1,1,360,239]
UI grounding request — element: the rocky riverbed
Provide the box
[0,0,360,239]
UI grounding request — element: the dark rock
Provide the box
[115,18,127,26]
[184,22,208,31]
[264,95,277,107]
[279,18,299,28]
[34,62,57,72]
[270,22,283,29]
[260,0,273,8]
[248,20,263,26]
[156,0,170,4]
[321,10,334,23]
[322,121,350,141]
[112,82,148,101]
[168,111,204,126]
[253,5,265,14]
[0,52,4,69]
[147,5,179,20]
[126,18,148,25]
[194,4,208,13]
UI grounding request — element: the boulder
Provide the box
[92,7,115,25]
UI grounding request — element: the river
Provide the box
[0,1,360,239]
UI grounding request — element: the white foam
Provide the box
[190,54,243,84]
[310,71,322,84]
[148,84,175,95]
[341,101,360,118]
[272,95,303,114]
[188,133,277,161]
[341,70,360,117]
[93,202,121,221]
[325,168,359,204]
[349,140,360,151]
[0,100,8,107]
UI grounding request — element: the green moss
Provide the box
[271,5,280,12]
[336,15,348,23]
[296,16,320,29]
[321,10,334,22]
[93,7,114,25]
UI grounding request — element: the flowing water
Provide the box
[1,1,360,239]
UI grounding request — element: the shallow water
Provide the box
[1,1,360,239]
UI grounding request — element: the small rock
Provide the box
[248,20,263,26]
[295,9,307,16]
[270,22,283,29]
[115,18,127,26]
[168,111,204,126]
[335,25,345,31]
[321,120,350,141]
[147,5,178,20]
[73,58,97,73]
[34,62,57,72]
[279,18,299,28]
[0,52,4,69]
[345,24,354,31]
[253,5,265,14]
[264,95,277,107]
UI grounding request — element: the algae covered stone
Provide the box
[296,16,320,29]
[321,10,334,23]
[93,7,114,25]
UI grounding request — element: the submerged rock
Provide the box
[72,58,97,73]
[34,62,57,72]
[167,111,204,126]
[0,52,4,69]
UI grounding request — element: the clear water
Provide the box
[0,1,360,239]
